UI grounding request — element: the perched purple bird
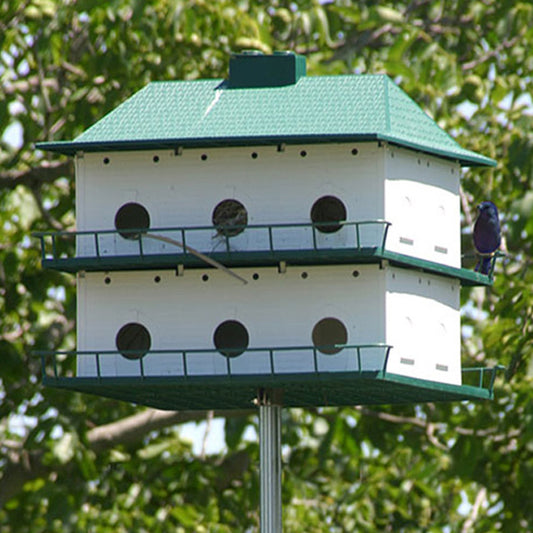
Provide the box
[473,201,501,275]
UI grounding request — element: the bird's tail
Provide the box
[474,256,493,275]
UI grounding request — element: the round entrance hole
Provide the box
[114,202,150,240]
[310,195,347,233]
[312,317,348,355]
[212,199,248,237]
[213,320,249,358]
[116,322,151,360]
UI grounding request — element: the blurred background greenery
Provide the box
[1,1,532,531]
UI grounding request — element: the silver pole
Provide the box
[258,389,282,533]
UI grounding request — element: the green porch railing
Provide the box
[37,343,393,380]
[462,364,506,391]
[35,344,503,396]
[32,220,499,284]
[33,219,391,263]
[35,346,504,408]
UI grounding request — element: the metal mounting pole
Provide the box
[258,389,282,533]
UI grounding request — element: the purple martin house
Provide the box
[36,51,500,409]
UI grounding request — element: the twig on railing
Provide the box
[143,232,247,285]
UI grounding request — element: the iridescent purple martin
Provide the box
[473,201,501,275]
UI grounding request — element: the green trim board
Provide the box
[35,248,494,287]
[380,250,494,286]
[40,370,497,410]
[36,53,495,167]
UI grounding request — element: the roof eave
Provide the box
[35,134,381,156]
[36,133,497,167]
[378,134,497,168]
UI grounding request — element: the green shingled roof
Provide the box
[37,54,495,167]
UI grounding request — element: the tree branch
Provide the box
[88,407,253,453]
[461,35,521,71]
[0,160,74,190]
[461,486,487,533]
[29,184,64,230]
[356,406,442,430]
[0,407,253,507]
[356,406,449,450]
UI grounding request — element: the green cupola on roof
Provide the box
[37,51,495,167]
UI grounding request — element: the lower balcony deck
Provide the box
[37,346,501,410]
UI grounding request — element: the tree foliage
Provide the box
[1,0,532,531]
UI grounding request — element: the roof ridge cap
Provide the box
[383,75,392,134]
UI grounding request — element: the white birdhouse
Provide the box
[36,51,500,409]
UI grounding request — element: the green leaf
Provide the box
[376,6,404,23]
[224,416,250,450]
[52,431,78,464]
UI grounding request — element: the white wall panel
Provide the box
[385,267,461,384]
[77,264,386,377]
[77,264,461,385]
[75,144,385,257]
[384,146,461,267]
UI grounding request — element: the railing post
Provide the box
[39,235,46,261]
[268,226,274,252]
[96,352,102,381]
[383,346,392,376]
[94,231,100,258]
[488,366,502,392]
[140,355,145,379]
[182,351,188,377]
[181,229,187,255]
[269,349,275,375]
[51,234,57,260]
[138,231,144,256]
[381,221,391,251]
[226,351,232,376]
[52,353,58,378]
